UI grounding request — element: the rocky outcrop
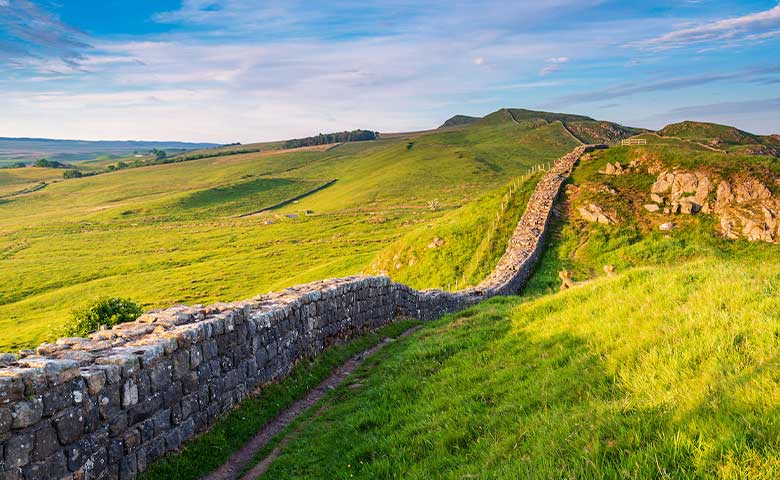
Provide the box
[0,144,606,480]
[646,170,712,215]
[645,168,780,243]
[714,177,780,242]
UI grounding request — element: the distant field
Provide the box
[0,115,578,350]
[0,137,218,163]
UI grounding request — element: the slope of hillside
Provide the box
[238,132,780,480]
[0,109,579,350]
[257,256,780,479]
[658,121,780,156]
[439,115,481,128]
[477,108,642,144]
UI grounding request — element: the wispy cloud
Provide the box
[0,0,91,64]
[545,64,780,107]
[540,56,569,75]
[663,97,780,117]
[636,5,780,50]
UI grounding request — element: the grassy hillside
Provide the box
[525,139,780,294]
[477,108,642,144]
[367,173,542,290]
[259,255,780,479]
[658,121,780,156]
[0,110,577,350]
[439,115,481,128]
[248,136,780,480]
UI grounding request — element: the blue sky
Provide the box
[0,0,779,142]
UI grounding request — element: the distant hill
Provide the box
[658,121,780,156]
[476,108,643,144]
[0,137,219,164]
[439,115,480,128]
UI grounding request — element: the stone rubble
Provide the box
[0,144,604,480]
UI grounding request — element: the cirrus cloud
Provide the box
[637,5,780,50]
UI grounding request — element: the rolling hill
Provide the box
[0,108,580,350]
[0,136,219,165]
[140,118,780,480]
[3,108,780,479]
[658,120,780,156]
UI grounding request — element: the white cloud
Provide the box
[0,0,9,7]
[540,56,570,75]
[637,5,780,50]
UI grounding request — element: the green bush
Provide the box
[63,169,83,179]
[63,297,143,337]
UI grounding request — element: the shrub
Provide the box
[63,297,143,337]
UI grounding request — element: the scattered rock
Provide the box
[427,237,445,249]
[659,222,675,231]
[603,265,616,276]
[650,193,664,204]
[643,204,660,213]
[558,270,574,290]
[578,204,616,225]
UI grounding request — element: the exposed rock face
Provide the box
[647,170,711,215]
[648,168,780,243]
[714,177,780,242]
[578,203,616,224]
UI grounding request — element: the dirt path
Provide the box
[201,326,421,480]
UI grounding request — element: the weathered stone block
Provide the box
[31,422,59,462]
[54,407,85,445]
[10,398,42,430]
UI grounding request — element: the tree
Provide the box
[155,149,167,161]
[116,161,128,169]
[35,158,51,168]
[63,169,83,179]
[11,162,26,168]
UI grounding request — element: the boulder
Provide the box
[659,222,675,231]
[694,175,712,204]
[650,193,664,204]
[651,173,673,194]
[672,172,698,196]
[678,196,701,214]
[643,204,660,212]
[558,270,574,290]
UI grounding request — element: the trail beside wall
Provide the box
[0,144,605,480]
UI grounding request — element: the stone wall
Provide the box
[0,144,604,480]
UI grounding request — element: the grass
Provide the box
[367,173,542,290]
[258,254,780,479]
[133,121,780,478]
[524,143,780,295]
[0,113,578,350]
[140,318,420,480]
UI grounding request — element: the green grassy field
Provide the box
[0,112,578,350]
[259,256,780,479]
[249,142,780,479]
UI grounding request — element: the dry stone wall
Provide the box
[0,144,604,480]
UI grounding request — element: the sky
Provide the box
[0,0,779,143]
